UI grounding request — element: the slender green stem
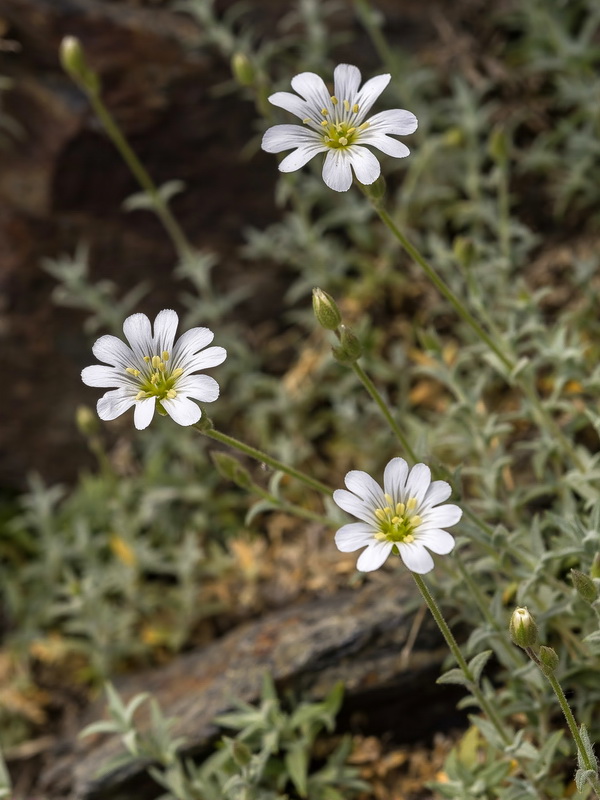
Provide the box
[371,200,586,471]
[195,424,333,497]
[412,574,511,743]
[454,555,524,667]
[353,0,401,75]
[85,89,194,263]
[529,653,600,796]
[253,484,338,527]
[351,361,418,463]
[374,205,514,371]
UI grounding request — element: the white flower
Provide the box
[81,309,226,430]
[261,63,418,192]
[333,458,461,573]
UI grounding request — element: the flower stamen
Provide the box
[374,495,423,544]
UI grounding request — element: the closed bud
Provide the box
[591,553,600,580]
[231,52,255,87]
[59,36,100,94]
[335,325,362,363]
[489,126,509,162]
[76,404,99,436]
[453,236,476,268]
[538,645,559,676]
[443,127,465,148]
[211,451,253,490]
[312,287,342,331]
[231,738,252,768]
[509,606,538,648]
[571,569,598,603]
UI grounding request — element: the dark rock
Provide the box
[37,574,463,800]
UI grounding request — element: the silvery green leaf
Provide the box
[467,650,493,683]
[122,180,186,211]
[436,667,470,686]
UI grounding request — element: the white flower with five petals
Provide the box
[261,63,418,192]
[81,310,226,430]
[334,458,461,573]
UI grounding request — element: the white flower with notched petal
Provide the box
[82,309,226,430]
[261,63,418,192]
[334,458,461,573]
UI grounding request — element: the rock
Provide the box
[38,574,463,800]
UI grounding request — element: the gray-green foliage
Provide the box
[3,0,600,796]
[80,677,367,800]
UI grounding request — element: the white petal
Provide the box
[279,143,327,173]
[162,395,202,426]
[172,327,214,367]
[354,74,391,122]
[81,365,129,388]
[153,309,178,356]
[268,91,311,120]
[344,470,385,507]
[356,541,393,572]
[404,463,432,504]
[322,149,353,192]
[423,480,452,507]
[333,489,377,524]
[417,529,456,555]
[334,522,374,552]
[366,109,418,136]
[97,388,136,421]
[398,542,434,574]
[177,374,220,403]
[262,124,320,154]
[383,458,409,502]
[359,133,410,159]
[290,71,331,114]
[92,334,135,369]
[347,146,381,185]
[333,64,361,101]
[420,505,463,528]
[123,313,153,357]
[181,346,227,375]
[134,397,156,430]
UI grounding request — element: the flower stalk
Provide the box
[369,199,585,471]
[196,422,333,497]
[61,37,194,263]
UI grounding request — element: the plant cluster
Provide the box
[1,0,600,797]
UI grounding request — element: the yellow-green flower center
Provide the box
[373,494,422,544]
[125,350,184,402]
[303,95,370,150]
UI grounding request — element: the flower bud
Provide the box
[230,738,252,767]
[591,553,600,580]
[489,126,509,162]
[538,645,559,676]
[452,236,476,268]
[571,569,598,604]
[211,451,253,490]
[59,36,101,94]
[312,288,342,331]
[332,325,362,363]
[509,607,538,648]
[231,52,256,87]
[76,404,99,436]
